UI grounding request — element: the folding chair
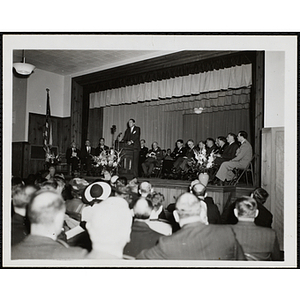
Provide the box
[229,154,255,186]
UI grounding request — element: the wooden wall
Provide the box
[261,127,284,250]
[12,113,71,178]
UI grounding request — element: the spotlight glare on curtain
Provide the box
[13,50,35,75]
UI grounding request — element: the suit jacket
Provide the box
[139,146,149,163]
[221,201,273,228]
[136,222,246,260]
[11,213,29,246]
[203,197,221,224]
[122,126,141,150]
[11,234,87,259]
[231,221,280,260]
[231,139,253,168]
[66,147,81,164]
[94,145,109,156]
[146,147,164,162]
[81,145,95,161]
[171,146,187,160]
[123,221,163,257]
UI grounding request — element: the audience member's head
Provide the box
[146,191,165,219]
[113,182,132,205]
[190,181,207,198]
[12,176,25,189]
[174,192,207,227]
[82,181,112,206]
[138,181,153,197]
[12,185,38,216]
[28,190,66,240]
[251,187,269,205]
[85,197,133,258]
[133,198,153,220]
[40,180,58,191]
[234,196,258,220]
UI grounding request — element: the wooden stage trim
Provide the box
[68,175,251,214]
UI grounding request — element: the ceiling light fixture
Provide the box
[13,50,35,75]
[194,107,204,114]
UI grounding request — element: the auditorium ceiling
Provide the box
[13,49,235,77]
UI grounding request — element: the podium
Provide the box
[117,142,134,178]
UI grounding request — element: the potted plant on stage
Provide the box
[44,145,61,168]
[92,148,123,178]
[193,147,215,186]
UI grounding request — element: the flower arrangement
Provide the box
[44,145,61,166]
[92,149,123,174]
[193,148,215,174]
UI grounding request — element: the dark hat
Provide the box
[82,181,111,204]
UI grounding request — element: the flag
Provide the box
[43,88,52,149]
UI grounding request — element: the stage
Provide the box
[65,174,253,214]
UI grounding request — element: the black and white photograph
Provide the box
[2,33,297,268]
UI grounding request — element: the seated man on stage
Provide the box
[122,118,141,178]
[170,139,187,172]
[138,139,148,177]
[142,142,164,177]
[81,139,95,176]
[178,139,197,174]
[95,137,109,156]
[215,131,253,185]
[66,142,81,175]
[214,133,239,167]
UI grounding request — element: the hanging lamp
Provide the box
[13,50,35,75]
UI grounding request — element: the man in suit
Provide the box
[142,142,164,177]
[12,190,87,259]
[171,139,187,171]
[215,131,253,185]
[136,192,245,260]
[66,142,81,175]
[81,139,95,176]
[122,119,141,178]
[123,197,164,257]
[221,187,273,228]
[231,196,280,261]
[138,139,148,177]
[94,137,109,156]
[214,133,239,166]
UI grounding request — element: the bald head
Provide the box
[138,181,152,197]
[86,197,132,248]
[28,190,65,225]
[175,193,201,219]
[133,198,153,219]
[191,183,206,197]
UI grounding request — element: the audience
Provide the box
[137,192,246,260]
[12,190,87,259]
[231,196,280,261]
[9,130,282,262]
[85,196,133,259]
[123,197,164,257]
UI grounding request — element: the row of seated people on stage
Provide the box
[11,172,281,261]
[139,130,253,185]
[66,138,110,176]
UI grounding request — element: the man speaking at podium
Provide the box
[122,119,141,178]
